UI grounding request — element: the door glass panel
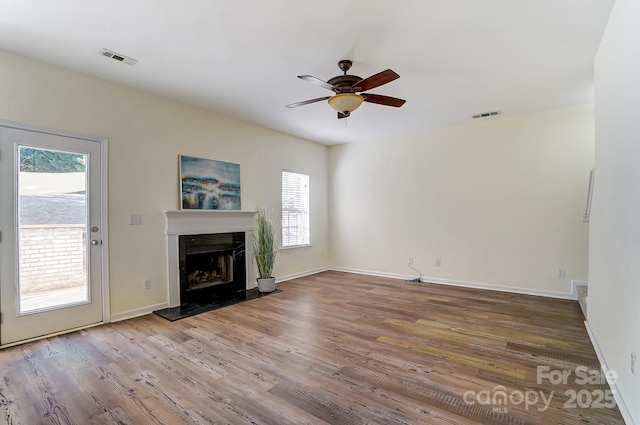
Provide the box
[17,146,89,314]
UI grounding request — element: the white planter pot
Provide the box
[256,277,276,293]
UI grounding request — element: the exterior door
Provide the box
[0,123,107,347]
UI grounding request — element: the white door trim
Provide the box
[0,119,110,328]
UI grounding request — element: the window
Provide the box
[282,170,310,248]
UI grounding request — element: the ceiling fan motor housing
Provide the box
[327,75,363,93]
[328,59,363,93]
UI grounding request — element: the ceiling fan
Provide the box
[286,60,406,119]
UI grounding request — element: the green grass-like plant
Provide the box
[253,207,278,279]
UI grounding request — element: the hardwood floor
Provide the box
[0,271,625,424]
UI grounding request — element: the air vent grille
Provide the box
[472,111,502,119]
[101,49,137,65]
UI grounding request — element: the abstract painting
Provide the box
[179,155,241,210]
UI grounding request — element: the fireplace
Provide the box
[162,210,256,309]
[158,210,281,321]
[179,232,245,304]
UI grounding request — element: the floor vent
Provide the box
[101,49,138,65]
[472,110,502,119]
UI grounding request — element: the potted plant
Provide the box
[253,207,278,292]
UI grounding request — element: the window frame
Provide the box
[281,169,310,249]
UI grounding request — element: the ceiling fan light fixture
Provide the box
[328,93,364,114]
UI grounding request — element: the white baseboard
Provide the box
[329,267,576,300]
[330,266,417,282]
[584,320,636,425]
[110,302,168,323]
[276,267,329,283]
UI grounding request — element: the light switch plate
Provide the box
[129,214,142,225]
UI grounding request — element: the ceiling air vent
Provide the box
[472,110,502,119]
[101,48,137,65]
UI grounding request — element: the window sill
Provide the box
[280,244,312,251]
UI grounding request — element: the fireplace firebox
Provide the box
[179,232,246,304]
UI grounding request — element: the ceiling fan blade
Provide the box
[362,93,406,107]
[298,75,339,92]
[353,69,400,92]
[285,96,331,108]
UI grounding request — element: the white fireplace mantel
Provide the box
[162,210,256,308]
[163,209,257,235]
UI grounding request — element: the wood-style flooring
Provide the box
[0,271,625,424]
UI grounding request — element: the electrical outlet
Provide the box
[557,268,566,278]
[408,257,413,265]
[435,259,441,267]
[632,352,636,376]
[129,214,142,225]
[144,279,151,289]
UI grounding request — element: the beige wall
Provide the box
[329,104,594,295]
[591,0,640,421]
[0,49,330,317]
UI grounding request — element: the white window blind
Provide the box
[282,170,310,247]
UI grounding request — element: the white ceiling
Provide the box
[0,0,614,145]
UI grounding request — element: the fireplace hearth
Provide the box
[154,287,282,321]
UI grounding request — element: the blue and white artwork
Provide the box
[179,155,241,210]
